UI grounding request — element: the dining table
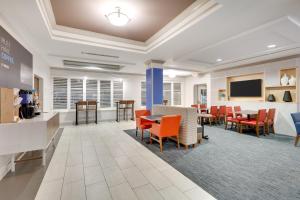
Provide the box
[198,113,212,139]
[235,110,258,119]
[140,115,164,123]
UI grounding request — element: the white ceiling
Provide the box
[0,0,300,75]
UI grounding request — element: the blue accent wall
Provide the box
[146,68,163,110]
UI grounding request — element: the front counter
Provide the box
[0,112,59,172]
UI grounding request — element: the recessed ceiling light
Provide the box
[267,44,276,49]
[105,7,131,27]
[216,58,223,62]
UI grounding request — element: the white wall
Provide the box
[0,16,51,180]
[51,69,185,124]
[209,58,300,136]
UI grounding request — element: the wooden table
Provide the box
[236,110,258,119]
[198,113,213,139]
[115,100,135,122]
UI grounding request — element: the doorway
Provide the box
[194,84,207,105]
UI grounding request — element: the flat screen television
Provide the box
[230,79,262,97]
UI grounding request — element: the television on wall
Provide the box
[230,79,262,97]
[0,25,33,90]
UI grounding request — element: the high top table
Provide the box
[115,100,135,122]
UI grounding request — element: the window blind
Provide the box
[173,83,182,105]
[86,79,98,101]
[113,80,123,107]
[70,79,83,109]
[53,77,68,109]
[100,80,111,108]
[163,82,171,105]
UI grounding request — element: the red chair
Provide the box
[265,108,276,134]
[149,115,181,152]
[191,104,199,113]
[209,106,218,125]
[234,106,242,117]
[135,110,152,141]
[200,104,207,113]
[218,106,226,123]
[240,109,267,137]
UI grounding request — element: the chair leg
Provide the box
[135,127,138,137]
[176,135,180,149]
[272,125,275,134]
[141,129,144,141]
[256,126,260,137]
[295,135,300,147]
[225,121,228,130]
[159,137,163,152]
[239,125,243,133]
[150,133,153,144]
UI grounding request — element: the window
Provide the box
[100,80,111,108]
[113,80,123,107]
[173,83,181,105]
[86,80,98,101]
[141,81,146,106]
[70,79,83,109]
[53,77,68,109]
[163,82,171,105]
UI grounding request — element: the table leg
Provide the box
[95,104,98,124]
[131,103,134,121]
[116,102,119,122]
[202,117,209,139]
[11,154,15,172]
[75,104,78,125]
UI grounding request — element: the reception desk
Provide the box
[0,112,59,172]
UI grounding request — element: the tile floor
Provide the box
[35,121,216,200]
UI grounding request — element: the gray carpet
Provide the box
[124,127,300,200]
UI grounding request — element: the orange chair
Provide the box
[149,115,181,152]
[209,106,218,125]
[265,108,276,134]
[240,109,267,137]
[135,110,152,141]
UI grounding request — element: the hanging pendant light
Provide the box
[105,7,131,27]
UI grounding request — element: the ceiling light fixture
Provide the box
[216,58,223,62]
[105,7,131,27]
[267,44,276,49]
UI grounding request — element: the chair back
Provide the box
[219,106,226,116]
[226,106,233,117]
[234,106,241,112]
[200,104,207,109]
[160,115,181,136]
[135,110,151,126]
[135,110,151,119]
[267,108,276,123]
[291,112,300,134]
[191,104,198,108]
[210,106,218,116]
[257,109,267,123]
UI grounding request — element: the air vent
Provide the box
[63,60,123,71]
[81,51,119,59]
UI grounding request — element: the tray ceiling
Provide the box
[50,0,196,42]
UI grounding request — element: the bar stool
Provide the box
[87,100,98,124]
[75,101,87,125]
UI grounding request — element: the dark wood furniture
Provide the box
[115,100,135,122]
[198,113,213,139]
[75,100,98,125]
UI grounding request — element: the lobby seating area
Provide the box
[1,1,300,200]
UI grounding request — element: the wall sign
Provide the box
[0,25,33,90]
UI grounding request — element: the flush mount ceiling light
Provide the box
[216,58,223,62]
[267,44,277,49]
[105,7,131,27]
